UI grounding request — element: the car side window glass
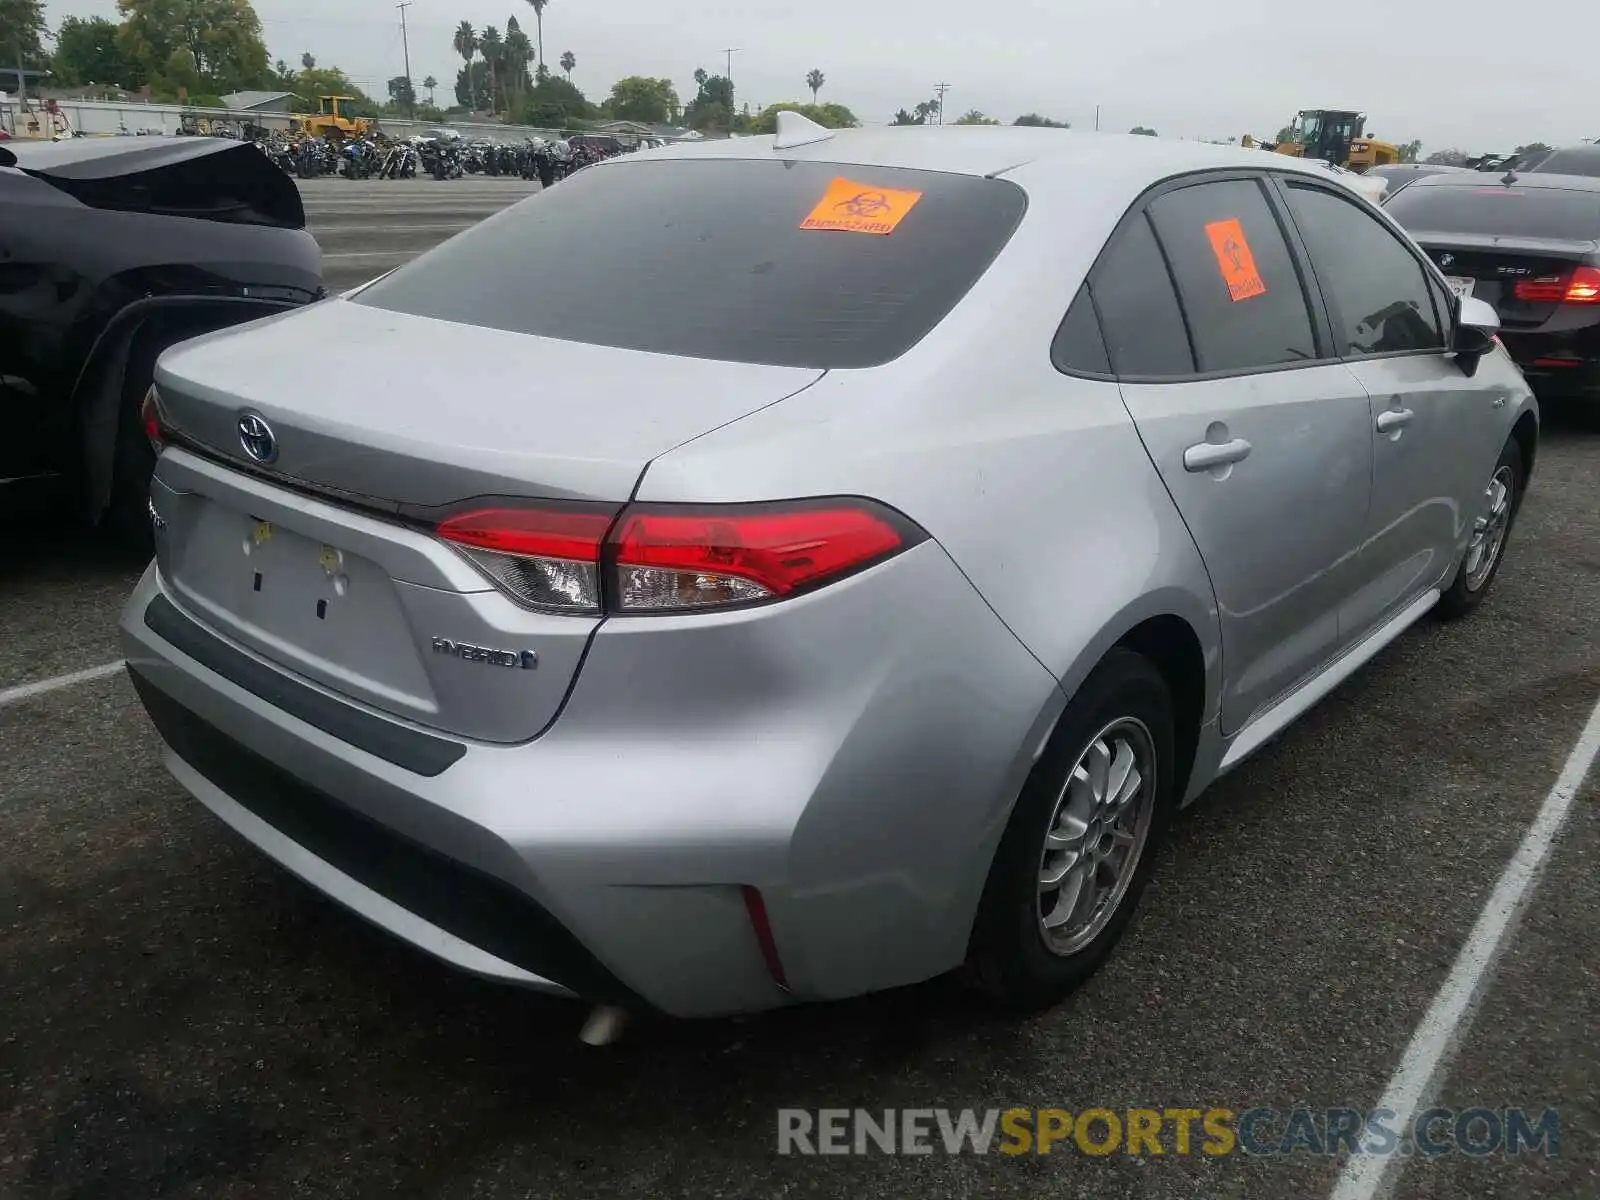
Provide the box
[1087,215,1195,376]
[1281,181,1447,356]
[1052,283,1112,375]
[1146,178,1319,373]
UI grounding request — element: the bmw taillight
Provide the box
[1514,265,1600,304]
[433,498,925,616]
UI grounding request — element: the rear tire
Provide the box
[969,649,1176,1011]
[1436,439,1523,621]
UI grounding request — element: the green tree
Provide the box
[454,61,489,110]
[955,109,999,125]
[115,0,271,94]
[524,0,548,71]
[0,0,50,69]
[1013,113,1067,128]
[479,25,502,113]
[1398,138,1422,163]
[51,16,144,88]
[1273,123,1295,144]
[915,99,938,124]
[890,107,920,126]
[513,73,594,126]
[1130,125,1157,136]
[683,71,734,129]
[605,75,678,124]
[289,66,372,111]
[749,101,858,134]
[504,22,533,112]
[1424,148,1469,166]
[422,74,437,104]
[301,51,315,70]
[387,75,415,110]
[805,68,824,101]
[559,49,575,80]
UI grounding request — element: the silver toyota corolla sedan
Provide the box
[121,119,1539,1019]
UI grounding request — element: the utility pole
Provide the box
[933,82,950,125]
[396,2,415,118]
[721,47,740,89]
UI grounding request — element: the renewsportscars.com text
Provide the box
[776,1106,1561,1157]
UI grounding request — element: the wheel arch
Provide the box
[72,294,298,523]
[1510,406,1539,497]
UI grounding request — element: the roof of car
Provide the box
[1401,169,1600,193]
[620,125,1348,184]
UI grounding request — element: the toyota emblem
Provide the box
[237,410,278,464]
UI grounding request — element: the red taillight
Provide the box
[609,501,916,612]
[435,506,615,614]
[435,498,924,616]
[140,386,165,452]
[1514,265,1600,304]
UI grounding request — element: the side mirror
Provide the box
[1452,294,1499,377]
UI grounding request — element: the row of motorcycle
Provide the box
[253,132,624,184]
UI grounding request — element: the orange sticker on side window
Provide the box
[1204,218,1267,302]
[800,177,924,235]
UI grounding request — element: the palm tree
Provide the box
[524,0,548,72]
[559,50,575,81]
[301,52,316,70]
[453,21,476,68]
[806,68,824,102]
[422,74,437,106]
[479,25,503,114]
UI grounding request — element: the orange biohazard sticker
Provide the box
[800,177,924,235]
[1204,218,1267,302]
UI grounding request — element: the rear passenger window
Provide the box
[1282,182,1447,355]
[1147,179,1319,373]
[1052,284,1111,374]
[1087,215,1195,376]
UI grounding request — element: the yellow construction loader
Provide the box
[1242,110,1398,172]
[296,96,372,140]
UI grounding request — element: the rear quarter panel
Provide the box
[637,162,1225,728]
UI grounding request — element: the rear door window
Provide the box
[1281,181,1446,355]
[352,158,1027,369]
[1086,215,1195,376]
[1146,178,1320,373]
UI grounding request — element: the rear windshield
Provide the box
[1384,184,1600,242]
[1526,148,1600,178]
[352,157,1028,368]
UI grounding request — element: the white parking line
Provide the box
[0,660,126,708]
[1329,690,1600,1200]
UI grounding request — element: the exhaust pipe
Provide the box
[579,1004,628,1046]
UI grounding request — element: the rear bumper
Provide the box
[120,546,1061,1017]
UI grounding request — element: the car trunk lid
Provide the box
[1414,231,1600,329]
[148,301,825,744]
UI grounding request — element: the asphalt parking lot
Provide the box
[2,182,1597,1199]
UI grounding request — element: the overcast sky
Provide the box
[45,0,1598,151]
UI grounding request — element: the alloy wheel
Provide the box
[1463,464,1515,593]
[1036,717,1158,957]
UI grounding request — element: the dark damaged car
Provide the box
[0,137,322,544]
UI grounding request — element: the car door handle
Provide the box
[1182,438,1253,472]
[1375,408,1415,432]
